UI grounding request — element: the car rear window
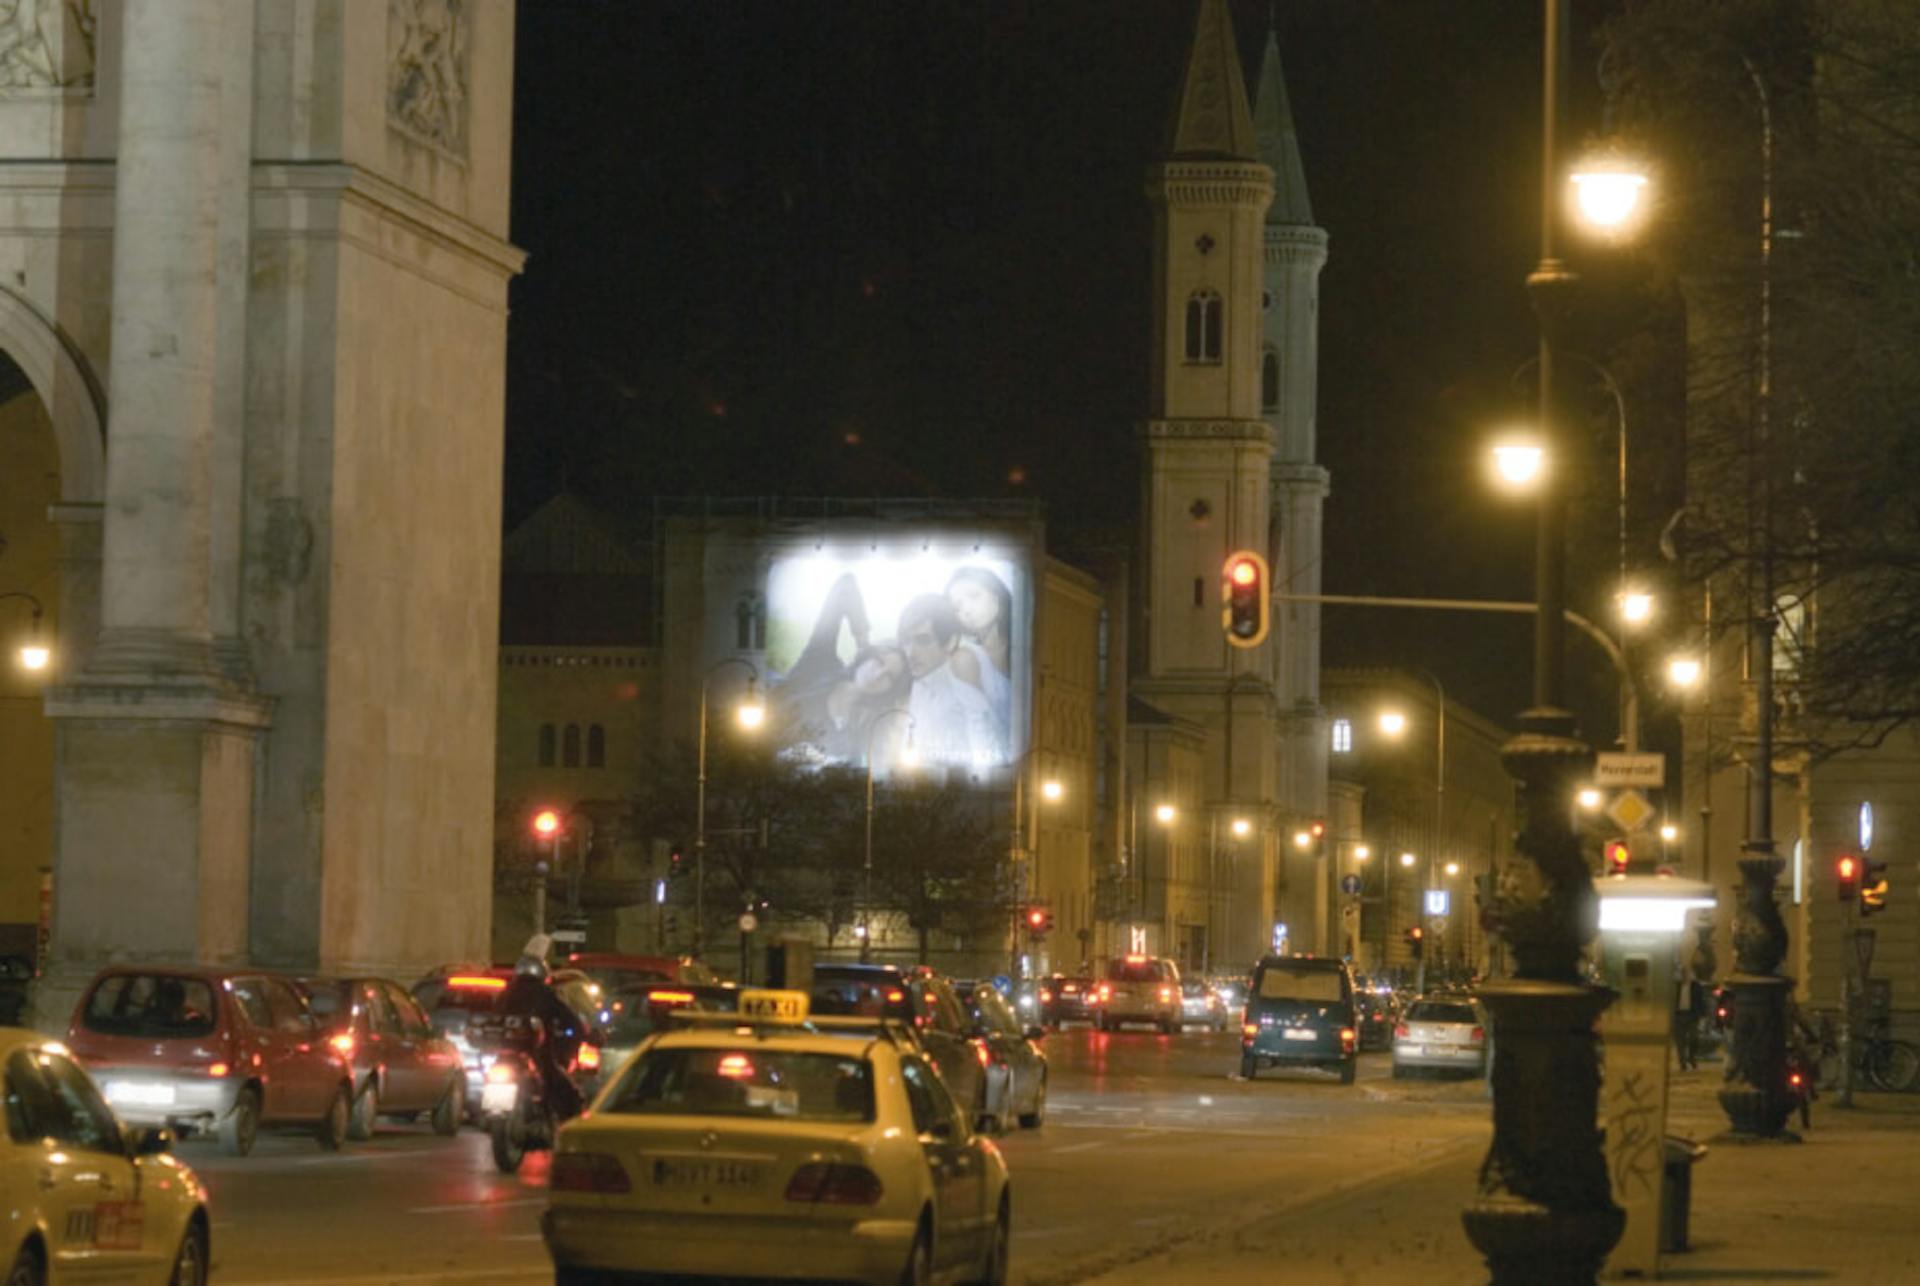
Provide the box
[82,975,218,1039]
[605,1048,874,1123]
[1255,964,1345,1003]
[810,972,912,1022]
[1104,959,1168,983]
[1409,1001,1478,1024]
[415,977,509,1016]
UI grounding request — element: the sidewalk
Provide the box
[1082,1068,1920,1285]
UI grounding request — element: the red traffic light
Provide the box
[1220,551,1270,648]
[1026,907,1047,930]
[1229,558,1258,587]
[532,809,562,838]
[1407,926,1423,941]
[1309,819,1326,839]
[1838,855,1858,880]
[1604,840,1630,875]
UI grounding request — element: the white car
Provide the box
[542,990,1012,1285]
[1391,996,1489,1078]
[0,1029,211,1284]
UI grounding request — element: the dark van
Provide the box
[1239,954,1358,1084]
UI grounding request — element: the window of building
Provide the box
[735,594,768,650]
[587,724,606,769]
[563,724,581,768]
[1331,718,1353,754]
[538,724,556,767]
[1262,348,1280,409]
[1184,291,1222,363]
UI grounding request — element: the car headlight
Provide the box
[1018,994,1035,1010]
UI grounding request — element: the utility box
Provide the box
[1594,875,1716,1280]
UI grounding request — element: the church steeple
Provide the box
[1169,0,1260,161]
[1254,13,1314,226]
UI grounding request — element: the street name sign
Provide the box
[1425,889,1450,917]
[1594,752,1665,788]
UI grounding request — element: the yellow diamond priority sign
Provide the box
[1607,788,1655,834]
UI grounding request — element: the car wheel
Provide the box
[899,1217,933,1286]
[169,1219,209,1286]
[1339,1059,1357,1086]
[5,1242,44,1286]
[347,1078,378,1141]
[316,1084,350,1151]
[431,1077,464,1137]
[970,1194,1010,1285]
[220,1087,260,1157]
[1018,1073,1046,1129]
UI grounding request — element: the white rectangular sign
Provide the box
[1425,890,1450,917]
[1594,752,1665,788]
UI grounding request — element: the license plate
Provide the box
[480,1082,518,1114]
[1282,1029,1315,1042]
[105,1082,176,1107]
[652,1159,763,1190]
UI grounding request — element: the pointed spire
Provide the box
[1169,0,1259,161]
[1254,8,1314,224]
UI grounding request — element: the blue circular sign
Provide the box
[991,974,1013,995]
[1340,874,1363,896]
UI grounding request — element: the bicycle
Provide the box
[1812,1013,1920,1093]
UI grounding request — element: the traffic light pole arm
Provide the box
[1274,592,1638,750]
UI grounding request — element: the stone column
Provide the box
[87,0,227,676]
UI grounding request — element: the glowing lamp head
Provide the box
[1040,778,1064,803]
[1571,168,1649,232]
[1490,439,1547,490]
[1577,788,1604,812]
[1619,591,1654,625]
[532,809,562,838]
[1444,861,1460,877]
[1399,852,1416,868]
[17,643,49,672]
[1293,830,1312,850]
[1354,845,1371,862]
[1667,656,1703,689]
[1230,817,1252,839]
[1154,803,1176,825]
[1377,710,1408,737]
[1660,824,1680,843]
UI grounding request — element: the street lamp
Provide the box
[1,592,48,672]
[1569,166,1648,235]
[695,658,762,959]
[530,808,562,935]
[1577,788,1603,812]
[1618,590,1653,625]
[1154,803,1176,825]
[1353,844,1371,862]
[1464,0,1626,1276]
[1377,709,1408,738]
[861,710,915,962]
[1666,655,1702,689]
[1490,438,1547,490]
[1399,851,1416,868]
[1445,861,1461,878]
[1040,778,1064,803]
[1231,817,1252,840]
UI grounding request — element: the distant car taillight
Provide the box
[328,1033,356,1058]
[974,1041,992,1068]
[1469,1026,1486,1044]
[1340,1028,1357,1053]
[576,1043,601,1071]
[1039,989,1053,1003]
[786,1162,885,1205]
[207,1062,230,1078]
[551,1151,631,1194]
[1096,984,1112,1002]
[1159,987,1173,1002]
[1394,1024,1410,1040]
[1241,1023,1258,1045]
[485,1062,517,1085]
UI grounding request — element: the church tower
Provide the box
[1135,0,1283,971]
[1255,17,1333,950]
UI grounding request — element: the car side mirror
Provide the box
[1025,1025,1046,1041]
[129,1125,173,1157]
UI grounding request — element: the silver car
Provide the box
[1391,995,1488,1077]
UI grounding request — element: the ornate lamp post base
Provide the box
[1464,980,1624,1286]
[1716,971,1799,1140]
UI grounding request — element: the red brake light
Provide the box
[974,1041,991,1068]
[1470,1026,1486,1044]
[1039,989,1053,1002]
[447,975,507,991]
[1125,954,1147,963]
[328,1033,356,1057]
[1789,1071,1804,1088]
[551,1152,631,1194]
[576,1043,601,1070]
[1340,1027,1357,1051]
[207,1062,230,1079]
[485,1062,516,1085]
[717,1053,754,1079]
[1159,987,1173,1002]
[785,1162,885,1206]
[885,989,905,1004]
[1394,1024,1409,1039]
[648,990,695,1005]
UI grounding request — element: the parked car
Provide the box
[1091,955,1183,1033]
[1355,988,1399,1051]
[1239,954,1358,1084]
[1392,995,1488,1078]
[0,1029,213,1283]
[67,967,356,1154]
[1181,981,1229,1032]
[298,976,467,1138]
[1036,973,1095,1028]
[955,979,1049,1128]
[808,963,1008,1132]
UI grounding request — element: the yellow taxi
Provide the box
[542,989,1011,1285]
[0,1029,211,1284]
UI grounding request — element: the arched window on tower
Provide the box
[736,594,767,650]
[586,724,606,768]
[1185,291,1223,363]
[562,724,581,768]
[538,724,556,767]
[1262,347,1280,410]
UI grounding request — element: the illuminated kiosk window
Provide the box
[1331,718,1352,754]
[1595,876,1716,933]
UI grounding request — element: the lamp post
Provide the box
[1462,2,1626,1278]
[1379,669,1448,971]
[1009,752,1064,980]
[0,592,49,672]
[860,709,915,963]
[695,659,763,960]
[530,807,562,936]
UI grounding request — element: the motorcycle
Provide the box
[477,1016,602,1173]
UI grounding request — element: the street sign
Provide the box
[1607,788,1656,834]
[550,928,586,945]
[1424,889,1450,916]
[737,912,759,933]
[1594,752,1664,788]
[1340,874,1363,896]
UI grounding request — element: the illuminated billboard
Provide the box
[765,542,1029,779]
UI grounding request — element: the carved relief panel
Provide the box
[387,0,468,156]
[0,0,96,93]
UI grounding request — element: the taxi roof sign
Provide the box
[736,989,809,1023]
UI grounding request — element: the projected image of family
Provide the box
[765,548,1027,778]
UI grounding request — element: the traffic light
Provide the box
[532,808,562,839]
[1025,906,1054,937]
[1860,859,1890,916]
[1221,551,1270,648]
[1604,840,1631,877]
[668,842,687,880]
[1404,925,1424,960]
[1836,854,1859,902]
[1309,818,1327,854]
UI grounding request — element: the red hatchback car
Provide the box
[299,976,467,1140]
[66,967,356,1156]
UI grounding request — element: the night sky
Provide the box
[505,1,1638,737]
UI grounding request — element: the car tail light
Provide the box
[1039,989,1053,1003]
[1394,1024,1409,1039]
[649,990,695,1005]
[576,1043,601,1071]
[1470,1026,1486,1044]
[485,1062,517,1085]
[1096,984,1111,1002]
[448,975,507,991]
[328,1033,356,1057]
[1159,987,1173,1002]
[1063,984,1078,994]
[1241,1023,1258,1044]
[1340,1027,1357,1052]
[718,1053,755,1079]
[207,1062,230,1079]
[551,1151,632,1194]
[1789,1070,1804,1089]
[974,1041,991,1068]
[785,1162,885,1206]
[886,989,905,1004]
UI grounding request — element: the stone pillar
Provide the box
[88,0,227,675]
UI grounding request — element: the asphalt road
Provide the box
[193,1027,1493,1285]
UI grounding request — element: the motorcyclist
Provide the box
[498,934,585,1121]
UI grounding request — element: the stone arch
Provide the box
[0,286,105,504]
